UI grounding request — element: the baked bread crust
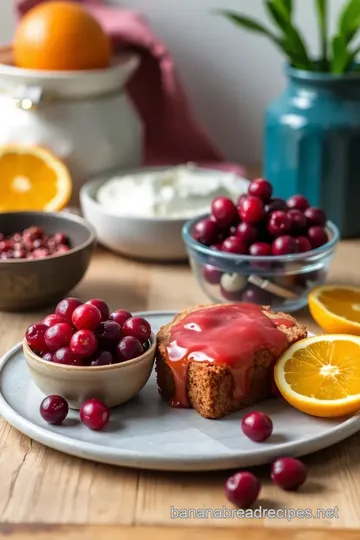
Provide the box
[155,304,307,419]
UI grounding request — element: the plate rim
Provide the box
[0,310,359,471]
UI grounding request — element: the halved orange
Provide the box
[0,145,72,212]
[274,334,360,417]
[309,285,360,335]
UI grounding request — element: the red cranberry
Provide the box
[96,321,122,345]
[287,194,309,212]
[32,239,45,249]
[241,285,272,304]
[210,243,223,251]
[56,297,83,323]
[304,207,327,227]
[122,317,151,342]
[248,178,272,201]
[90,351,113,366]
[221,236,248,254]
[70,329,98,358]
[308,226,328,249]
[202,264,222,284]
[249,242,272,257]
[42,314,59,327]
[40,395,68,425]
[287,209,307,232]
[25,323,48,353]
[211,197,238,227]
[109,309,132,327]
[265,198,287,214]
[80,398,110,430]
[0,240,13,253]
[0,251,15,260]
[235,222,257,245]
[193,218,218,246]
[44,323,74,351]
[237,193,247,206]
[271,457,307,491]
[295,236,312,253]
[53,347,83,366]
[220,286,243,302]
[41,351,54,362]
[31,248,49,259]
[54,233,69,245]
[86,298,110,321]
[23,226,44,240]
[13,249,27,259]
[241,411,273,442]
[56,245,70,254]
[239,196,265,224]
[272,236,298,256]
[72,304,102,331]
[267,211,291,236]
[116,336,144,361]
[225,471,261,508]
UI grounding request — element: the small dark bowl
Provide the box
[0,211,96,311]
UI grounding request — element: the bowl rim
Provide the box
[0,210,97,264]
[182,215,340,263]
[23,332,156,372]
[79,165,249,223]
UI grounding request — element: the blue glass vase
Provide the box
[264,65,360,238]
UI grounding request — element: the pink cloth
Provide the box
[15,0,245,176]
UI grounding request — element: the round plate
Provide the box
[0,311,359,471]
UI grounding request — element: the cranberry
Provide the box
[248,178,272,201]
[56,245,70,254]
[225,471,261,508]
[80,398,110,430]
[235,222,258,245]
[305,207,327,227]
[25,323,48,353]
[116,336,144,362]
[211,197,238,227]
[0,251,14,260]
[86,298,110,321]
[31,248,49,259]
[32,239,45,249]
[54,233,69,245]
[90,351,113,366]
[265,198,287,214]
[237,193,247,206]
[221,236,248,255]
[13,249,27,259]
[122,317,151,342]
[295,236,312,253]
[249,242,272,257]
[56,297,82,323]
[287,209,307,233]
[70,329,98,358]
[0,240,13,253]
[193,218,218,246]
[96,321,122,345]
[308,226,328,249]
[42,314,59,327]
[271,457,307,491]
[272,236,298,256]
[241,285,272,304]
[267,211,291,236]
[53,347,83,366]
[202,264,222,285]
[210,243,223,251]
[72,304,102,331]
[109,309,132,327]
[220,286,243,301]
[40,395,68,425]
[241,411,273,442]
[23,226,44,240]
[41,352,53,362]
[239,196,265,224]
[287,194,309,212]
[44,322,74,351]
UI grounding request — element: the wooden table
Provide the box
[1,240,360,540]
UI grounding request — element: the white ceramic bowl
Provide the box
[79,166,249,261]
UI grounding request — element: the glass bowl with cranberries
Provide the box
[23,297,156,409]
[182,178,340,312]
[0,211,96,311]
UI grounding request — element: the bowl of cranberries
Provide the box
[23,297,156,409]
[182,178,340,312]
[0,211,96,311]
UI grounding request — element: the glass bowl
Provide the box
[182,216,340,312]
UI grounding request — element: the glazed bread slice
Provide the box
[155,304,307,419]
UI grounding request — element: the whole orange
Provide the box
[13,1,112,71]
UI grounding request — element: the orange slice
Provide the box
[0,145,72,212]
[274,334,360,417]
[309,285,360,334]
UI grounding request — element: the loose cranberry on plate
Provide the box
[70,329,98,358]
[235,222,258,245]
[271,457,307,491]
[305,207,327,227]
[122,317,151,343]
[193,218,218,246]
[80,398,110,431]
[202,264,223,285]
[248,178,273,201]
[225,471,261,508]
[287,209,307,233]
[25,323,48,353]
[211,197,238,228]
[116,336,144,362]
[239,196,265,224]
[267,210,292,236]
[109,309,132,327]
[272,236,298,256]
[44,323,74,351]
[308,226,328,249]
[221,236,248,254]
[56,297,83,323]
[241,411,273,442]
[72,303,102,331]
[86,298,110,321]
[40,395,69,425]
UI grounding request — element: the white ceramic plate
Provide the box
[0,311,359,471]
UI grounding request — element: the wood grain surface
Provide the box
[0,239,359,533]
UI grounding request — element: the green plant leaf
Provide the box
[216,10,275,37]
[265,1,288,31]
[331,34,351,73]
[345,42,360,70]
[339,0,360,44]
[280,0,293,17]
[315,0,328,68]
[284,26,312,69]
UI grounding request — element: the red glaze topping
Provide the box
[165,304,292,408]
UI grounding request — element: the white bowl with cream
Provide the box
[79,165,249,261]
